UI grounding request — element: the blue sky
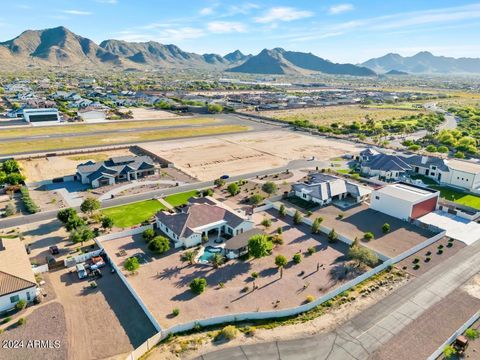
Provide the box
[1,0,480,62]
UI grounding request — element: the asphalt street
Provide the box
[0,159,326,229]
[196,239,480,360]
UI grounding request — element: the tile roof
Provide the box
[0,271,36,297]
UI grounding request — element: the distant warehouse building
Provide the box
[370,182,439,221]
[23,108,60,124]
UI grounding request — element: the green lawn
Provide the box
[164,190,199,207]
[430,185,480,210]
[102,199,166,228]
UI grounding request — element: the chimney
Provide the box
[421,156,428,165]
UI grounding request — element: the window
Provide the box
[10,295,19,303]
[375,196,380,200]
[26,292,31,301]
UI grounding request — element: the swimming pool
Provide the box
[198,246,222,262]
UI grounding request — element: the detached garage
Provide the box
[370,182,439,221]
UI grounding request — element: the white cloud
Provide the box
[62,10,92,16]
[227,3,260,16]
[255,7,313,24]
[200,7,215,15]
[96,0,118,4]
[329,4,354,15]
[207,21,247,33]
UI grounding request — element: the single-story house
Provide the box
[76,155,155,188]
[225,228,264,259]
[0,238,37,313]
[156,197,254,248]
[291,173,371,206]
[361,153,412,180]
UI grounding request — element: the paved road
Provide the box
[0,159,326,229]
[196,239,480,360]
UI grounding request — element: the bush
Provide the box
[148,236,170,254]
[227,182,240,196]
[4,203,15,217]
[142,228,156,242]
[382,223,390,233]
[328,229,338,243]
[363,232,374,241]
[305,295,315,303]
[311,217,323,234]
[270,234,284,245]
[249,194,264,206]
[278,204,287,217]
[348,245,379,267]
[307,247,316,255]
[262,182,278,195]
[261,217,272,228]
[2,316,12,324]
[15,299,27,311]
[172,308,180,317]
[465,328,480,340]
[20,187,39,214]
[443,345,456,359]
[220,325,238,340]
[275,255,288,268]
[243,326,256,336]
[124,257,140,273]
[17,317,26,326]
[293,253,302,264]
[190,277,207,294]
[214,178,226,187]
[248,234,273,258]
[293,210,303,225]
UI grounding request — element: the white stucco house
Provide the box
[0,238,37,313]
[291,173,371,206]
[155,197,254,248]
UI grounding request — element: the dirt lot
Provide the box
[301,202,435,258]
[102,209,355,328]
[120,107,181,120]
[138,130,364,181]
[20,148,136,183]
[0,302,68,360]
[48,266,157,360]
[260,105,425,125]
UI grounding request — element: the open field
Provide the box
[260,105,425,125]
[139,130,364,181]
[431,185,480,209]
[120,107,181,120]
[0,124,250,156]
[20,148,135,182]
[102,210,354,328]
[0,118,219,139]
[102,199,166,228]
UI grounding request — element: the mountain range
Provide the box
[361,51,480,74]
[1,26,480,75]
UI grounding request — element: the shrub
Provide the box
[243,326,256,336]
[20,187,39,214]
[2,316,11,324]
[328,229,338,243]
[220,325,238,340]
[465,328,480,340]
[227,182,240,196]
[293,253,302,264]
[443,345,456,359]
[248,234,273,258]
[425,257,431,263]
[348,245,379,267]
[307,247,316,255]
[190,277,207,294]
[382,223,390,233]
[413,258,420,264]
[270,234,284,245]
[4,203,15,217]
[413,264,420,270]
[148,236,170,254]
[293,210,303,225]
[124,257,140,273]
[101,216,114,230]
[311,217,323,234]
[305,295,315,303]
[214,178,226,187]
[337,213,344,219]
[15,299,27,311]
[142,228,156,242]
[262,182,278,195]
[249,194,264,206]
[172,308,180,317]
[279,204,287,217]
[261,217,272,228]
[306,210,312,217]
[363,232,374,241]
[17,317,26,326]
[275,255,288,268]
[276,226,283,234]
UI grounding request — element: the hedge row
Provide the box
[20,187,39,214]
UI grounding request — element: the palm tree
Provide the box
[212,253,225,269]
[180,250,197,266]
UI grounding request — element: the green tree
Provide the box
[328,228,338,243]
[437,145,449,153]
[227,182,240,196]
[425,144,437,152]
[311,217,323,234]
[80,197,100,215]
[180,250,197,265]
[249,194,264,206]
[363,232,374,241]
[214,178,226,187]
[5,173,25,185]
[142,228,156,242]
[65,215,86,232]
[211,253,225,269]
[442,345,456,359]
[382,223,390,233]
[262,181,278,195]
[2,159,20,174]
[248,234,273,258]
[292,253,302,264]
[275,255,288,278]
[69,226,93,245]
[293,210,302,225]
[148,236,170,254]
[101,216,114,230]
[190,277,207,294]
[454,151,465,159]
[57,208,77,223]
[207,104,223,113]
[348,245,379,267]
[124,256,140,274]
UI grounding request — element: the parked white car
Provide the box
[76,263,88,279]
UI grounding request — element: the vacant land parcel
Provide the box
[261,105,425,125]
[138,130,364,180]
